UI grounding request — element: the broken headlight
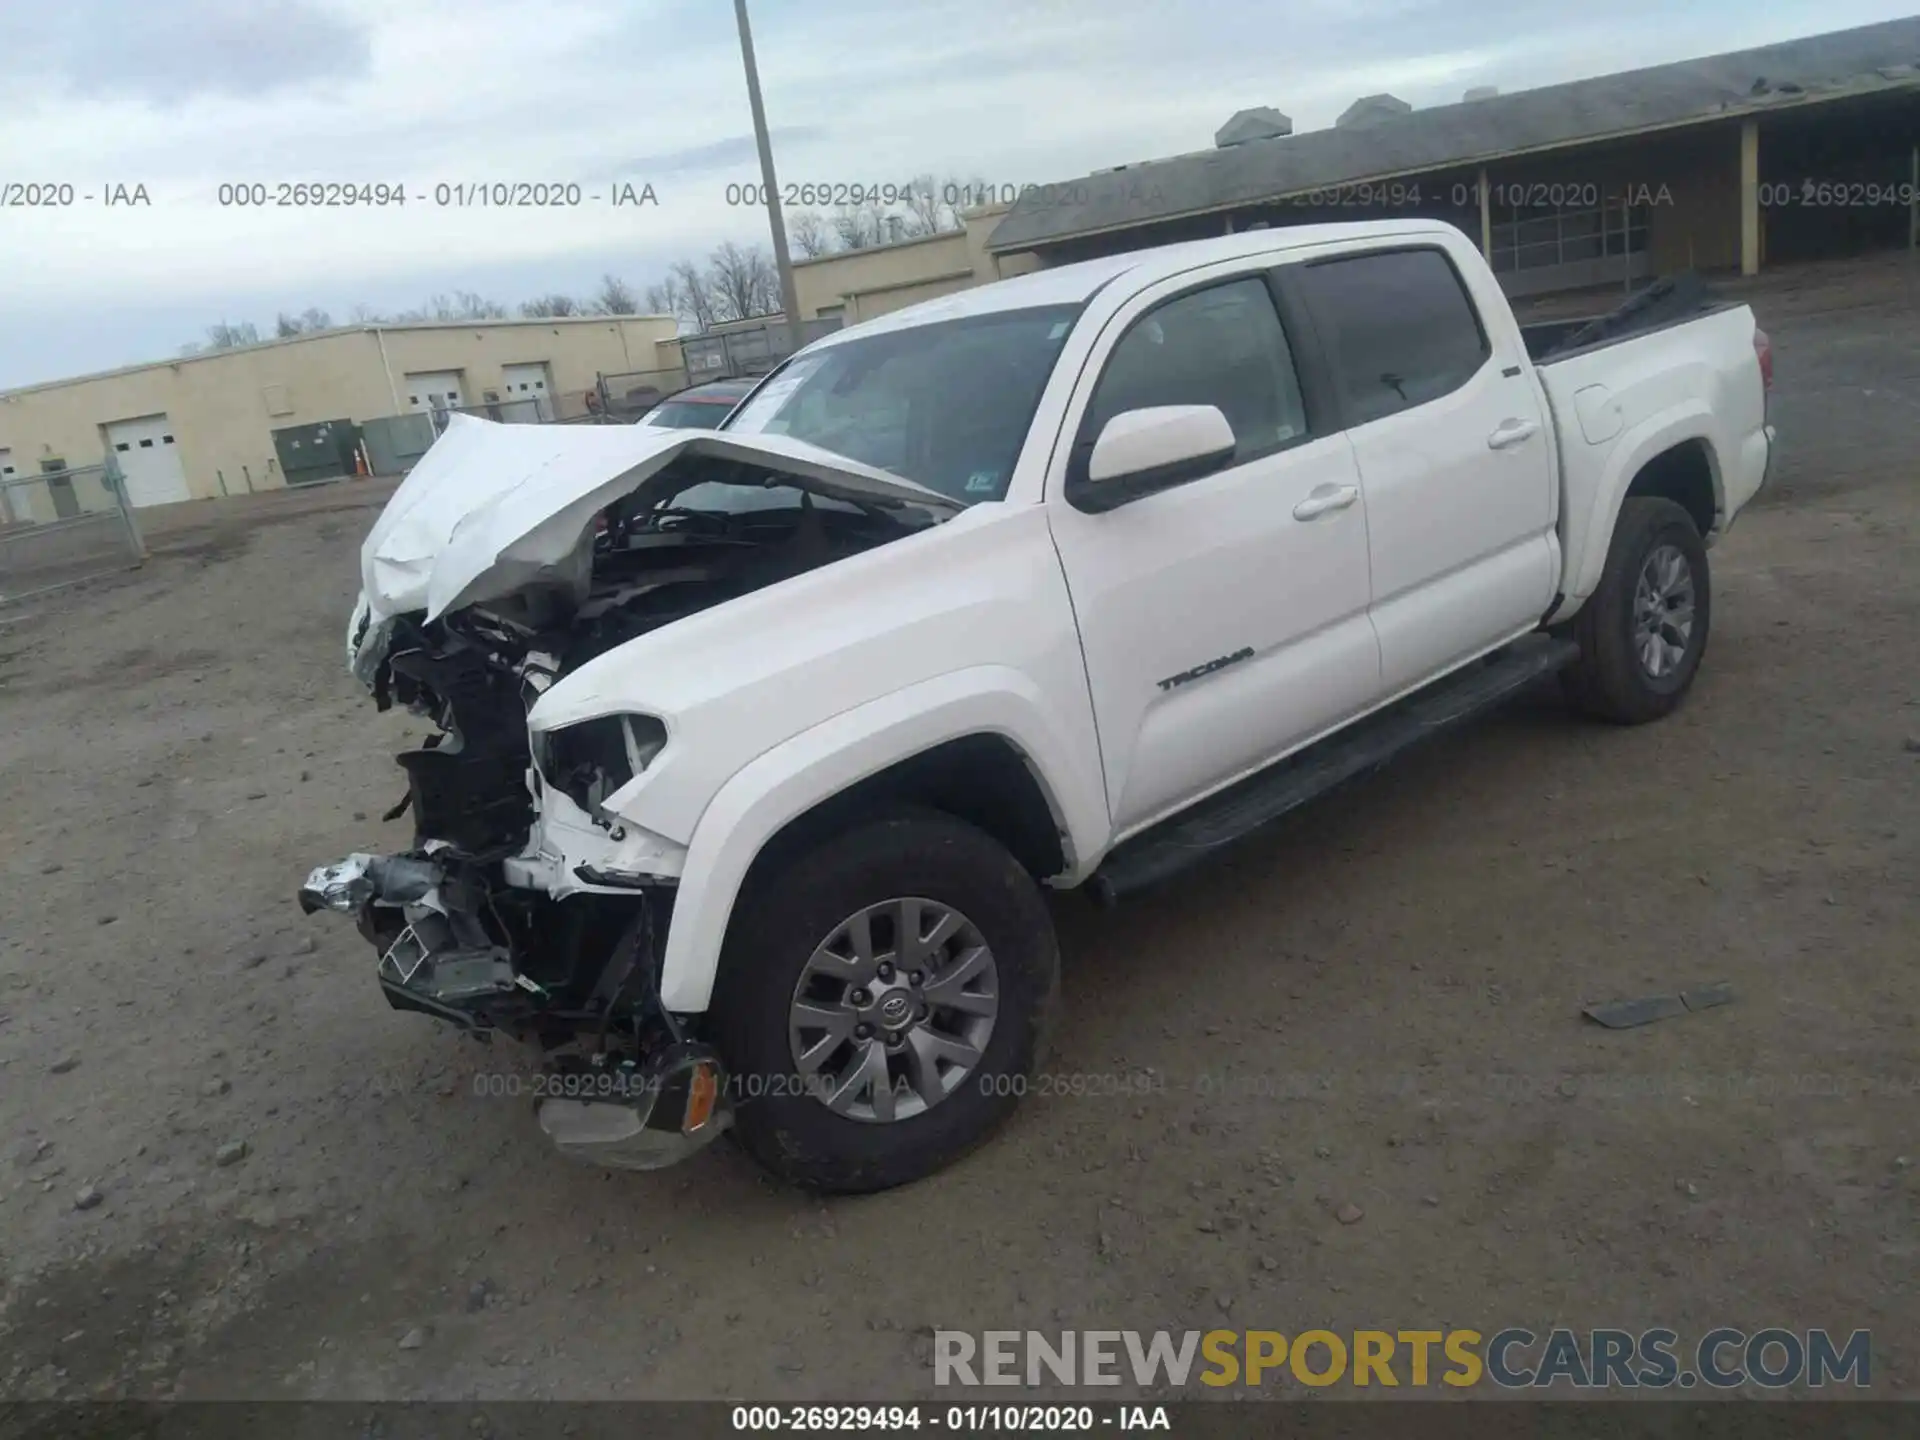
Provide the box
[535,713,667,815]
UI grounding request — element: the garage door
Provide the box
[500,362,553,420]
[403,371,465,414]
[105,414,190,508]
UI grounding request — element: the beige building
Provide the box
[0,314,678,516]
[791,205,1040,325]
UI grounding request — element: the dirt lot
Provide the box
[1,255,1916,1406]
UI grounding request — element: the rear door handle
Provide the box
[1487,418,1540,450]
[1292,483,1359,521]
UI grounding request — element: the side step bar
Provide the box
[1087,635,1580,905]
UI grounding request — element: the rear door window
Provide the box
[1293,248,1491,426]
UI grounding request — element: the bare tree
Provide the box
[203,320,261,350]
[643,275,686,323]
[788,208,833,258]
[416,291,508,322]
[831,198,888,252]
[901,174,948,238]
[274,307,335,337]
[706,240,781,323]
[520,293,584,318]
[667,259,719,331]
[751,256,782,316]
[592,274,640,315]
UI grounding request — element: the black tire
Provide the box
[1562,496,1712,724]
[711,807,1060,1193]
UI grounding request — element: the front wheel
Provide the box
[1563,496,1712,724]
[712,808,1059,1192]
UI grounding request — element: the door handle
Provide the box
[1487,418,1540,450]
[1292,483,1359,521]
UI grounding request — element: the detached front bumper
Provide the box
[299,850,731,1171]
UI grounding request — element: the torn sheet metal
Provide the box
[358,414,957,625]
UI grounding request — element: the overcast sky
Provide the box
[0,0,1912,388]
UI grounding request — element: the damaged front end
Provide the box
[304,429,952,1171]
[299,844,732,1171]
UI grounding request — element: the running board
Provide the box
[1088,635,1580,905]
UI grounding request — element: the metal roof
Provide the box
[988,16,1920,252]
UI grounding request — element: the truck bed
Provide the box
[1520,272,1721,364]
[1531,291,1770,612]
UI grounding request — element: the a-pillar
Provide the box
[1478,167,1492,261]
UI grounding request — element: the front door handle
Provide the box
[1487,418,1540,450]
[1292,483,1359,521]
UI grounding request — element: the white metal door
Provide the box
[105,414,189,507]
[1045,269,1382,837]
[500,362,553,420]
[1291,241,1556,695]
[403,371,465,432]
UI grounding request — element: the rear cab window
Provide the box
[1290,247,1491,426]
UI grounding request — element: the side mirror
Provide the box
[1073,405,1236,511]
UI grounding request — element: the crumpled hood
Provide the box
[358,413,957,623]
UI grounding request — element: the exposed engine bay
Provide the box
[302,448,939,1167]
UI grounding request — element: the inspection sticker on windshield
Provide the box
[1048,321,1071,340]
[965,471,1000,494]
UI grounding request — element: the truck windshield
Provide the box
[724,305,1080,503]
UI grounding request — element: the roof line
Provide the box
[0,314,675,401]
[989,43,1920,252]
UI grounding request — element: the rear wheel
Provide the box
[1563,496,1712,724]
[712,808,1059,1192]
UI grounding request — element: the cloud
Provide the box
[1,0,1916,385]
[591,130,827,183]
[0,0,373,102]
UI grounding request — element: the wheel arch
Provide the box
[655,668,1108,1013]
[1565,415,1723,607]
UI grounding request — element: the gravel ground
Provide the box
[0,255,1916,1405]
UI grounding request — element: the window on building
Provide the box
[115,443,131,452]
[139,438,154,448]
[162,434,175,444]
[1295,248,1490,426]
[1489,197,1650,275]
[1084,276,1309,464]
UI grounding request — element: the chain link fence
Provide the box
[0,460,145,603]
[681,315,843,381]
[593,366,693,421]
[594,317,846,422]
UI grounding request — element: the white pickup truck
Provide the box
[303,219,1774,1192]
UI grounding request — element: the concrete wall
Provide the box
[845,273,979,322]
[787,205,1043,324]
[792,231,974,319]
[0,315,677,506]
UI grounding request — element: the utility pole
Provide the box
[734,0,805,358]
